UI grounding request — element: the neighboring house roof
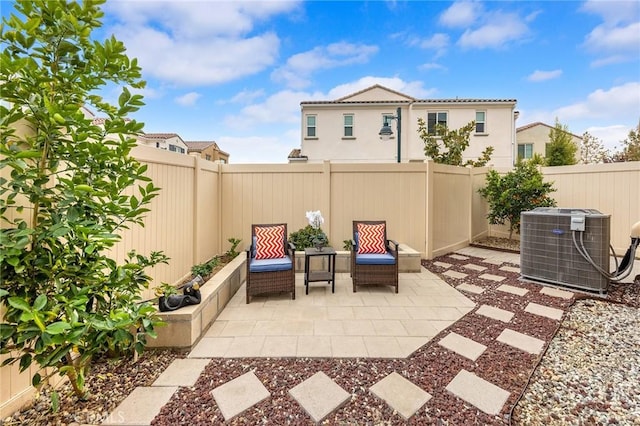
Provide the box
[184,141,229,156]
[301,84,516,105]
[141,133,181,139]
[517,122,583,140]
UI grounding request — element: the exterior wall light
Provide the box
[379,107,401,163]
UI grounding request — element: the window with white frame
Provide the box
[306,115,316,137]
[427,111,448,135]
[169,144,185,154]
[475,111,486,133]
[517,143,533,159]
[343,114,354,137]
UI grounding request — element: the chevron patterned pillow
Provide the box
[357,223,387,254]
[255,225,286,259]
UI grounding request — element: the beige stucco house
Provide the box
[516,122,582,162]
[293,85,518,167]
[185,141,229,163]
[136,133,189,154]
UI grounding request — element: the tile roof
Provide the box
[517,122,582,139]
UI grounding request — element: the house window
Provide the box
[518,144,533,159]
[306,115,316,137]
[169,145,185,154]
[427,111,448,135]
[343,114,354,137]
[475,111,486,133]
[205,154,212,161]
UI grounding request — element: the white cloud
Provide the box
[584,22,640,53]
[581,0,640,26]
[103,1,300,86]
[224,90,316,129]
[326,76,436,99]
[271,42,379,89]
[553,82,640,122]
[439,1,482,27]
[527,69,562,82]
[585,125,632,151]
[419,63,448,72]
[458,11,529,49]
[175,92,201,107]
[228,89,266,105]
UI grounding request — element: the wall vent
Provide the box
[520,208,610,293]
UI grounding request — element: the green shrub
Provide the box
[478,159,557,239]
[289,225,329,250]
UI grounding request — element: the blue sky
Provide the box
[5,1,640,162]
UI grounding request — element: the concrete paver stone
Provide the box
[438,332,487,361]
[479,273,506,282]
[443,270,468,279]
[102,386,177,425]
[476,305,514,323]
[463,263,487,271]
[525,302,564,320]
[433,261,452,269]
[211,371,270,421]
[289,372,350,423]
[152,358,210,387]
[370,372,432,420]
[446,369,510,416]
[497,328,545,355]
[496,284,529,296]
[540,287,574,299]
[456,283,485,294]
[499,265,520,273]
[449,254,469,260]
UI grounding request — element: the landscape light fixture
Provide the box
[379,107,401,163]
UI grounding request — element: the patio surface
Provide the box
[103,247,640,424]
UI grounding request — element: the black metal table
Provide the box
[304,246,336,294]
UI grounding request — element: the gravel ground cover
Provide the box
[3,243,638,425]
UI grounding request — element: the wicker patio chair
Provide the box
[245,223,296,303]
[351,220,399,293]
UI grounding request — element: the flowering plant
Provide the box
[306,210,328,249]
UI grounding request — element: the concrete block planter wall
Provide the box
[148,253,246,349]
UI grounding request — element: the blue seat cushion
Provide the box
[249,256,293,273]
[355,252,396,265]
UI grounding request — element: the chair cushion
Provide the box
[249,256,293,272]
[255,225,286,259]
[357,223,386,254]
[355,252,396,265]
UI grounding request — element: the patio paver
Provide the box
[525,302,564,320]
[476,305,514,323]
[446,369,510,416]
[438,332,487,361]
[463,263,487,271]
[540,286,574,299]
[496,284,529,296]
[152,358,210,387]
[443,270,468,279]
[211,371,270,421]
[370,372,432,420]
[102,386,177,425]
[456,283,486,294]
[289,372,350,423]
[479,273,506,282]
[497,328,545,355]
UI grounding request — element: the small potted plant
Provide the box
[306,210,328,251]
[154,282,178,311]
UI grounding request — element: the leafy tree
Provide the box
[545,118,578,166]
[478,159,557,239]
[418,119,494,167]
[579,131,610,164]
[0,1,167,401]
[610,120,640,162]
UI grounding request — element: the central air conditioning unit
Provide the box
[520,208,610,294]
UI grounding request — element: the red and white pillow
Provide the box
[357,223,387,254]
[255,225,286,259]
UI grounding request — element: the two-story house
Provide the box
[293,85,518,167]
[137,133,189,154]
[516,122,582,162]
[184,141,230,163]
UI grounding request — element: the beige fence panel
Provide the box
[430,163,473,257]
[471,167,491,242]
[540,162,640,253]
[329,163,428,253]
